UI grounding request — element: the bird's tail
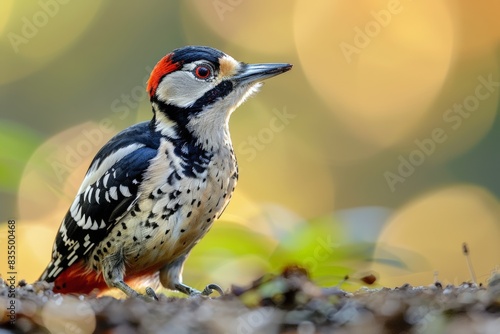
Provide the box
[39,261,55,282]
[39,260,108,294]
[39,260,160,296]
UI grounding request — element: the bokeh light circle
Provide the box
[294,0,455,147]
[182,1,296,55]
[372,184,500,286]
[231,99,336,217]
[18,122,107,221]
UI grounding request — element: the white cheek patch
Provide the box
[156,71,213,108]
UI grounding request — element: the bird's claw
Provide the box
[145,287,159,301]
[201,283,224,296]
[174,282,223,297]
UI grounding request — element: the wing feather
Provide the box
[40,122,162,281]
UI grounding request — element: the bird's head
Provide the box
[146,46,292,147]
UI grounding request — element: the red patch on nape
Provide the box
[147,54,181,98]
[53,260,108,295]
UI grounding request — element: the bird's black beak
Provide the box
[233,63,292,86]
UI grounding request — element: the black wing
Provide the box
[41,122,161,281]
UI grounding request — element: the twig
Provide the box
[462,242,477,285]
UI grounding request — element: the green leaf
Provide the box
[185,220,276,279]
[0,120,41,191]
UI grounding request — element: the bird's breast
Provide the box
[114,138,238,272]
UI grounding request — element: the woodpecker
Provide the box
[39,46,292,299]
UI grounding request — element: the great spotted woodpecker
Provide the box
[39,46,292,299]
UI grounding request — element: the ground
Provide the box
[1,267,499,334]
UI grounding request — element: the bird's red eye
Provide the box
[194,65,211,79]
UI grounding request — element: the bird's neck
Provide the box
[151,102,233,154]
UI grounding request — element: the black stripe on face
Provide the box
[154,79,234,118]
[152,80,234,141]
[191,80,233,109]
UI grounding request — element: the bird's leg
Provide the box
[102,252,158,301]
[159,256,223,297]
[174,282,201,296]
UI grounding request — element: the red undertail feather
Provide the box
[52,261,161,295]
[53,260,108,294]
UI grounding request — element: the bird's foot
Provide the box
[174,282,224,297]
[145,287,159,301]
[133,288,159,302]
[201,283,224,296]
[112,279,158,302]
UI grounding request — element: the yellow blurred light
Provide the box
[0,222,55,282]
[221,193,284,237]
[294,0,455,147]
[222,193,306,240]
[0,0,14,35]
[372,184,500,286]
[183,0,296,54]
[232,100,336,217]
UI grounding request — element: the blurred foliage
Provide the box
[184,215,399,292]
[0,120,41,192]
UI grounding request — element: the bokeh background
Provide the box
[1,0,499,293]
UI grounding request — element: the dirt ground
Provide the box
[1,267,499,334]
